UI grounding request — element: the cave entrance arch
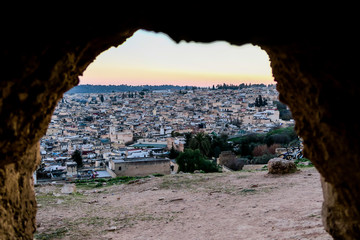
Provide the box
[1,14,358,239]
[38,30,322,239]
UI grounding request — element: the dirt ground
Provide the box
[35,167,332,240]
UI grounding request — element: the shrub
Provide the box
[168,146,180,159]
[239,157,250,165]
[176,149,219,173]
[198,159,220,173]
[268,144,281,155]
[267,133,290,145]
[294,158,313,167]
[218,151,245,171]
[71,150,83,168]
[265,127,298,146]
[226,158,245,171]
[251,154,276,164]
[152,173,164,177]
[231,127,299,159]
[252,144,269,156]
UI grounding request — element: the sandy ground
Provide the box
[35,167,332,240]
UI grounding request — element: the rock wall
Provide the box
[0,11,358,239]
[264,42,360,239]
[1,19,137,238]
[0,143,39,238]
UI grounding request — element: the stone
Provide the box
[218,151,245,171]
[106,226,117,231]
[267,158,297,174]
[38,185,55,194]
[60,184,76,194]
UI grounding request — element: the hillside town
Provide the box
[37,85,294,182]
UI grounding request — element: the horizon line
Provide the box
[77,82,276,87]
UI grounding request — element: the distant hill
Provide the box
[66,84,196,94]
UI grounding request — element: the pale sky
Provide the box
[80,30,274,87]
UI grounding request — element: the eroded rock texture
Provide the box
[0,143,39,238]
[1,10,358,239]
[267,158,297,174]
[264,42,360,239]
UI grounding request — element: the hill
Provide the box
[35,168,331,240]
[66,84,196,93]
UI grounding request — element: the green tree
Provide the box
[258,95,263,106]
[184,132,193,148]
[72,150,83,168]
[168,145,180,159]
[255,97,259,107]
[210,134,231,158]
[99,94,104,102]
[265,127,298,146]
[274,101,292,120]
[83,116,93,122]
[189,132,211,157]
[171,131,182,137]
[176,149,219,173]
[255,95,267,107]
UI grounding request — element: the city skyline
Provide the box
[80,30,274,87]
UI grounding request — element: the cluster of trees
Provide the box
[185,132,232,159]
[254,95,267,107]
[230,118,242,128]
[274,101,292,120]
[120,92,140,99]
[72,150,83,168]
[67,83,276,94]
[231,127,299,164]
[67,84,197,94]
[171,132,233,173]
[172,126,299,172]
[176,149,219,173]
[214,83,273,90]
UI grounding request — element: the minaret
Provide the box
[109,126,116,139]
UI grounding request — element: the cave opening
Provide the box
[33,30,329,239]
[1,13,357,238]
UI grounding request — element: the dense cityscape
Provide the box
[38,84,295,181]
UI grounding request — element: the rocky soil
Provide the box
[35,167,332,240]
